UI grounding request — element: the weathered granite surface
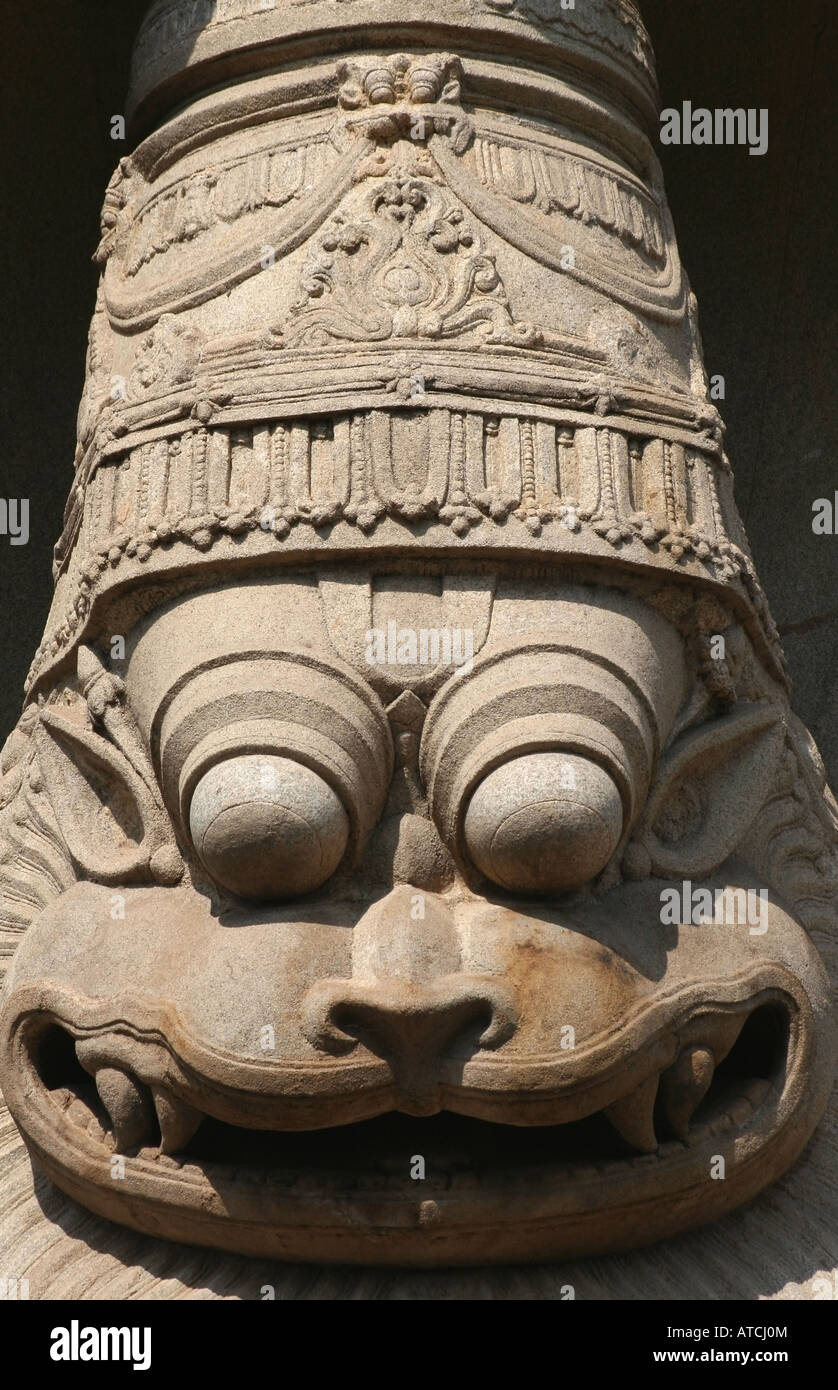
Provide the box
[0,0,835,1295]
[3,0,836,779]
[1,1088,835,1299]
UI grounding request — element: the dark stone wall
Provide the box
[644,0,838,778]
[0,0,147,732]
[1,1,836,773]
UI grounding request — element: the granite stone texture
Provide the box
[0,0,835,1298]
[2,2,836,775]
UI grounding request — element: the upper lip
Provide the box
[8,973,794,1158]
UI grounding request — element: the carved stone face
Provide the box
[1,569,835,1263]
[0,0,835,1265]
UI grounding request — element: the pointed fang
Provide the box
[95,1067,155,1152]
[604,1074,659,1153]
[661,1046,715,1139]
[152,1086,204,1154]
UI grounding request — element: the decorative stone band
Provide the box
[28,406,782,697]
[107,123,669,313]
[128,0,657,136]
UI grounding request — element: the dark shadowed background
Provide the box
[1,0,836,772]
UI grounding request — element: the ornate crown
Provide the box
[24,0,783,697]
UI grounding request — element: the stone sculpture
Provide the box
[0,0,835,1266]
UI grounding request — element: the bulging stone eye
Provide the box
[188,754,350,901]
[420,624,689,895]
[463,752,624,894]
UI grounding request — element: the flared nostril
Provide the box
[464,751,624,894]
[334,991,504,1057]
[300,883,521,1105]
[303,977,518,1112]
[188,754,349,900]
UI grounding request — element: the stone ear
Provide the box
[631,704,785,880]
[35,710,180,886]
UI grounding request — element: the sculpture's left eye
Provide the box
[118,632,395,904]
[188,754,350,901]
[463,751,624,895]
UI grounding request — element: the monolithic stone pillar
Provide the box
[0,0,836,1267]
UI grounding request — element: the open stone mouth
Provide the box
[28,1001,789,1186]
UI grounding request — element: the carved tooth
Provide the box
[728,1096,754,1125]
[705,1014,746,1067]
[87,1114,107,1144]
[95,1068,155,1152]
[66,1097,92,1129]
[152,1086,203,1155]
[660,1046,715,1139]
[603,1075,659,1153]
[155,1152,184,1170]
[746,1078,774,1108]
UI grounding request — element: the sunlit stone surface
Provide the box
[0,0,835,1273]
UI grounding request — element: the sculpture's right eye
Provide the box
[420,625,688,897]
[188,754,350,901]
[123,637,395,904]
[462,751,624,895]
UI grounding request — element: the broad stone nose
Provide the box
[306,982,514,1115]
[302,886,517,1114]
